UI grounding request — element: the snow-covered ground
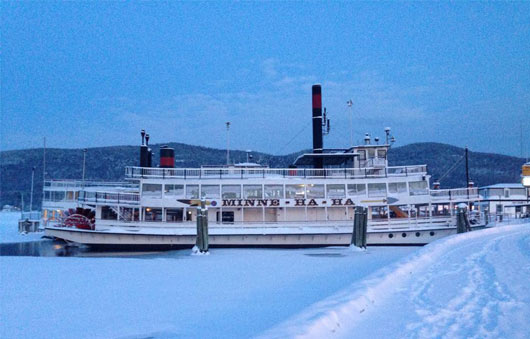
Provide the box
[264,223,530,338]
[0,213,416,339]
[2,211,528,339]
[0,212,44,243]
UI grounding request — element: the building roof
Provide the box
[479,183,525,189]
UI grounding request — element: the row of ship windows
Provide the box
[142,181,429,199]
[100,203,453,222]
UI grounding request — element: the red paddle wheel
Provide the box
[61,208,95,230]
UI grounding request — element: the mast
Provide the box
[30,166,35,211]
[347,99,353,147]
[465,146,470,187]
[226,122,231,165]
[42,137,46,182]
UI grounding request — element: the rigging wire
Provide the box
[278,121,311,155]
[437,155,465,183]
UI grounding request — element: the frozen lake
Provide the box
[0,212,418,338]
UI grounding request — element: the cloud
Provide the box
[98,59,433,154]
[261,58,279,79]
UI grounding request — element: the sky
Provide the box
[1,1,529,157]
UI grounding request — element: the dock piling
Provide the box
[195,199,209,253]
[456,204,472,233]
[351,206,368,248]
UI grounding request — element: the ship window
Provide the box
[327,184,345,198]
[432,203,450,216]
[414,204,430,218]
[201,185,220,199]
[119,207,137,222]
[166,208,183,222]
[496,204,502,213]
[388,182,407,194]
[367,148,376,159]
[285,184,305,199]
[306,184,325,198]
[101,206,117,220]
[44,191,51,200]
[221,211,235,223]
[511,188,526,196]
[165,184,184,197]
[377,149,387,158]
[52,191,65,201]
[504,189,510,198]
[368,183,387,197]
[370,206,388,220]
[243,185,263,199]
[347,184,366,196]
[222,185,241,199]
[409,181,428,196]
[186,185,200,199]
[389,205,409,219]
[358,150,367,161]
[489,188,503,196]
[264,185,284,199]
[142,184,162,198]
[66,191,75,201]
[144,207,162,222]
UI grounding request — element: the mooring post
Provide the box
[200,198,209,252]
[351,207,357,246]
[362,207,368,248]
[196,206,203,250]
[351,206,359,246]
[351,206,367,248]
[456,203,470,233]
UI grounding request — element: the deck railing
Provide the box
[44,180,138,189]
[124,165,428,180]
[78,191,140,205]
[430,188,479,201]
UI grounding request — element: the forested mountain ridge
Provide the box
[1,142,526,209]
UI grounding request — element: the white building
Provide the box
[479,183,530,219]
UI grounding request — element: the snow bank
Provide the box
[0,243,416,338]
[0,211,44,244]
[260,224,530,338]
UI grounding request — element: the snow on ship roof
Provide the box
[480,183,525,189]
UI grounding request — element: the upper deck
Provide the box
[124,165,428,180]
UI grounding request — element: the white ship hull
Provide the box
[45,223,477,247]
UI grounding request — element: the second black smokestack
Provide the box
[140,130,149,167]
[312,84,323,169]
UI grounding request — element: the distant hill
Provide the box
[0,142,526,210]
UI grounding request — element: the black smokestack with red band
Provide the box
[312,84,324,169]
[160,145,175,168]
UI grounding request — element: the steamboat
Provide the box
[44,85,486,247]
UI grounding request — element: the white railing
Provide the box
[124,165,428,180]
[78,191,140,205]
[430,188,479,201]
[44,180,137,189]
[20,211,42,221]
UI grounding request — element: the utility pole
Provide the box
[30,166,35,211]
[226,122,231,165]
